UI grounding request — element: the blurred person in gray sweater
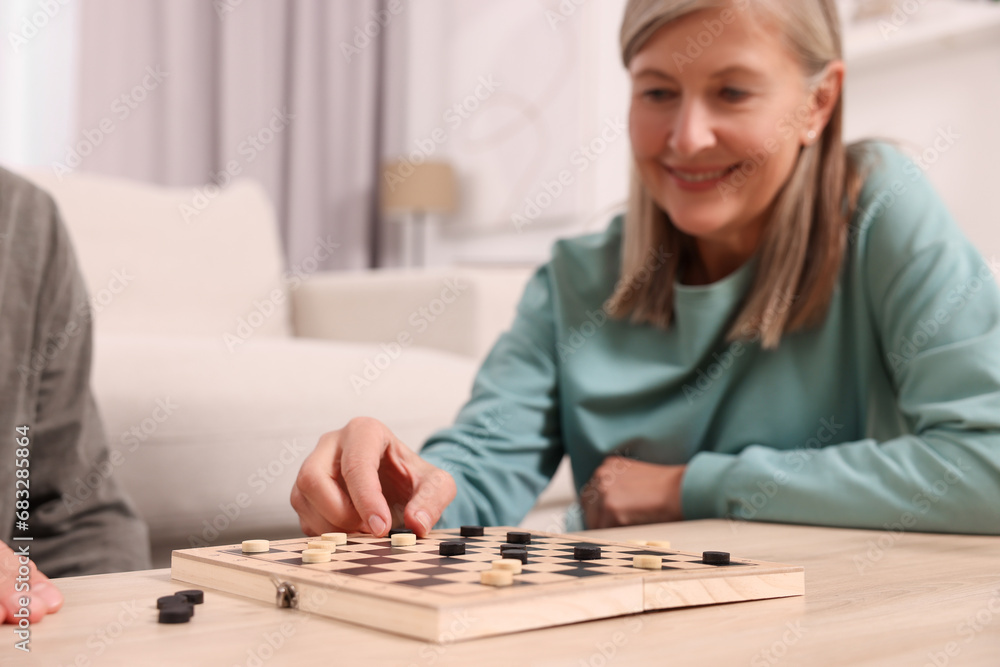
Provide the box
[0,167,149,626]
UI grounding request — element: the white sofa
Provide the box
[23,170,575,565]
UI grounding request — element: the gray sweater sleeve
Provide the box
[0,167,150,576]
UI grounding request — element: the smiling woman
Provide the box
[615,0,854,347]
[290,0,1000,539]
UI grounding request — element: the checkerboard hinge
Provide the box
[270,575,299,609]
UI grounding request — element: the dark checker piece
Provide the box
[388,528,414,537]
[439,541,466,556]
[175,589,204,604]
[506,531,531,545]
[573,545,602,560]
[460,525,484,537]
[158,604,193,624]
[501,548,528,564]
[703,551,731,565]
[157,595,188,609]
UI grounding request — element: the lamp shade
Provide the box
[381,161,456,214]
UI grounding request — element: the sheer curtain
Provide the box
[0,0,79,169]
[75,0,396,270]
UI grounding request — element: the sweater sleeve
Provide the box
[682,146,1000,534]
[419,266,564,527]
[14,192,151,576]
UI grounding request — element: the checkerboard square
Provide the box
[363,570,425,583]
[518,572,577,584]
[350,556,404,566]
[372,560,432,572]
[408,566,463,577]
[442,561,490,572]
[275,557,305,565]
[558,568,607,578]
[399,577,452,588]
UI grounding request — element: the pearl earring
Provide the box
[807,130,817,141]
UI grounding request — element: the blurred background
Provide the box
[2,0,999,562]
[4,0,999,268]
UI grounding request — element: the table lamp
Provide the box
[381,160,456,267]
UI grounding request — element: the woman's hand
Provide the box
[581,456,686,529]
[290,417,456,537]
[1,543,63,624]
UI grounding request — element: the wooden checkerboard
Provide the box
[171,527,803,642]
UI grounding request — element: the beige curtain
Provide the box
[76,0,395,269]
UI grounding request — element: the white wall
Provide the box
[842,0,1000,261]
[398,0,1000,266]
[394,0,630,266]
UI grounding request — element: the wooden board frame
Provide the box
[171,527,804,642]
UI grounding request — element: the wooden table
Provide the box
[15,520,1000,666]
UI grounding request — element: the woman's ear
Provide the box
[803,60,844,145]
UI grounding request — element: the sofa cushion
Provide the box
[91,335,479,551]
[22,171,290,339]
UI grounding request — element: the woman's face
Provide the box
[628,4,822,254]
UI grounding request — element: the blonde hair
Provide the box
[611,0,868,349]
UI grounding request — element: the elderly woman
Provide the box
[291,0,1000,538]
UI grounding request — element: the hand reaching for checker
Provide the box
[0,542,63,624]
[581,456,686,529]
[291,417,456,538]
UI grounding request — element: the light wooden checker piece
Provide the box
[171,527,803,642]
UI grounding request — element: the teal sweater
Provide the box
[420,144,1000,534]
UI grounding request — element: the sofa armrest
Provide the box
[290,267,534,361]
